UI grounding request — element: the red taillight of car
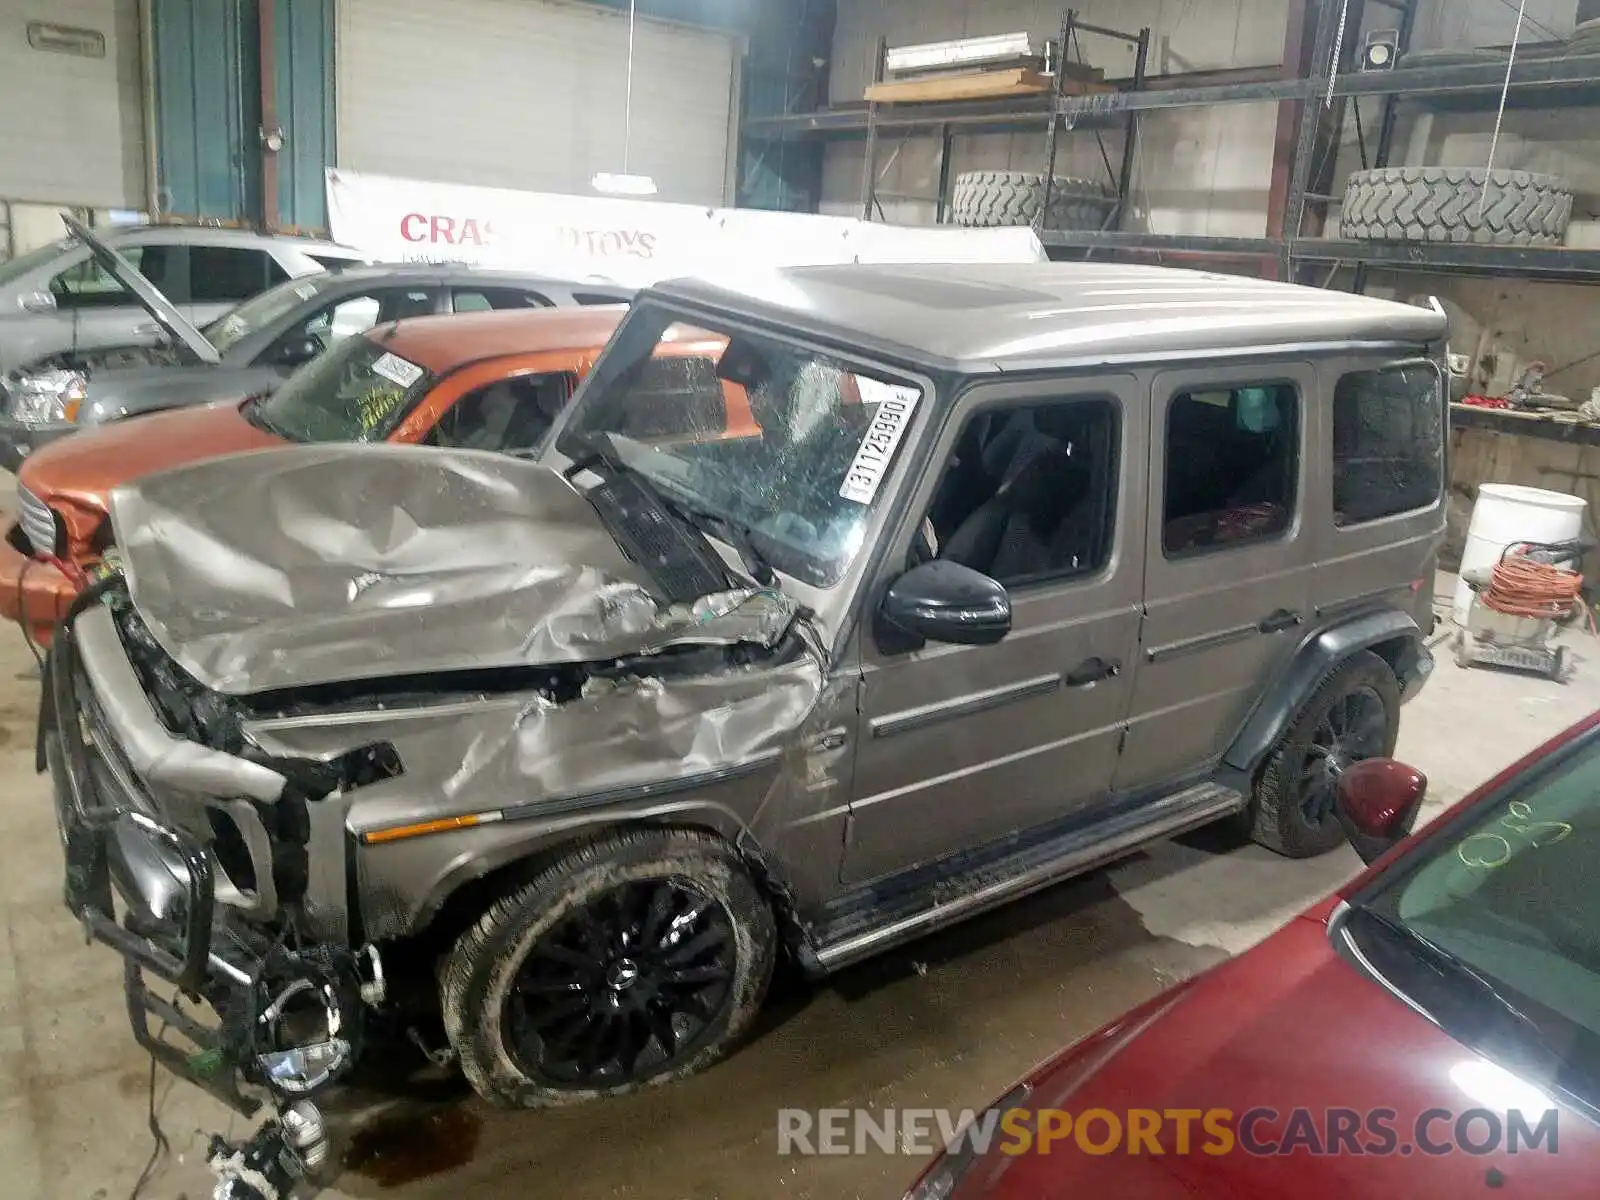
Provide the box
[1338,758,1428,838]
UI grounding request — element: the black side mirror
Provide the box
[1335,759,1428,865]
[273,336,322,367]
[879,560,1011,649]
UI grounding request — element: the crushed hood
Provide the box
[108,443,798,696]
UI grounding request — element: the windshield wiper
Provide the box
[564,431,775,586]
[1346,903,1550,1046]
[672,504,776,588]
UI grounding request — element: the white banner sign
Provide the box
[325,169,1047,288]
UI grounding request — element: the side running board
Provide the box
[810,782,1245,973]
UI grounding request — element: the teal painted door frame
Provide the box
[150,0,333,231]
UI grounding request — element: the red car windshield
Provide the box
[1341,724,1600,1117]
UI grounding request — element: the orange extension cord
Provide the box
[1482,553,1586,622]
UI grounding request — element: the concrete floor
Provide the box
[1,462,1597,1198]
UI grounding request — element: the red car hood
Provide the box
[961,910,1596,1197]
[19,399,281,538]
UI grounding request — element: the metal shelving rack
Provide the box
[1043,14,1600,286]
[846,10,1151,225]
[746,0,1600,287]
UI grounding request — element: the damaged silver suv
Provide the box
[41,263,1447,1153]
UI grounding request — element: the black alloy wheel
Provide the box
[442,827,777,1107]
[1249,650,1402,859]
[505,880,737,1088]
[1294,685,1392,825]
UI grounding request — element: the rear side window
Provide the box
[1332,363,1444,527]
[190,246,280,302]
[1163,383,1299,557]
[573,290,629,305]
[452,287,552,312]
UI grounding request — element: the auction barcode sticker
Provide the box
[371,351,424,388]
[839,380,921,505]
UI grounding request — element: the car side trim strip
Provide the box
[1146,621,1259,663]
[1315,587,1396,619]
[869,673,1062,740]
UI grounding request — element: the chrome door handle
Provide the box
[1257,609,1304,634]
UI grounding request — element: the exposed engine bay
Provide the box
[26,341,186,376]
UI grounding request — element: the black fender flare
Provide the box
[1223,608,1424,777]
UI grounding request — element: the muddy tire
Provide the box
[949,170,1116,231]
[440,827,776,1108]
[1249,651,1402,859]
[1339,166,1573,246]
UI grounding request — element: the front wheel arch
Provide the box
[394,809,805,964]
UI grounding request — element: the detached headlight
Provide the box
[9,369,87,424]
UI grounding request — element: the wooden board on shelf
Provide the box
[863,68,1115,105]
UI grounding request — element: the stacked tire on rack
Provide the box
[1575,0,1600,47]
[948,171,1117,231]
[1338,167,1575,246]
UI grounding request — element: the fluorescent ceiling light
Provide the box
[886,32,1036,75]
[592,172,657,196]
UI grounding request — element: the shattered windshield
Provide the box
[245,334,432,444]
[556,306,925,587]
[204,272,343,354]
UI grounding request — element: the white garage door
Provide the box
[0,0,145,207]
[336,0,739,206]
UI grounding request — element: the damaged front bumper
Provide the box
[40,589,378,1117]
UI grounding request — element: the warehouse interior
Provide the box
[3,1,1600,1198]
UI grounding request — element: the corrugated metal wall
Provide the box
[335,0,740,206]
[821,0,1289,232]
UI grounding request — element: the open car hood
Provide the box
[106,443,797,696]
[63,215,221,365]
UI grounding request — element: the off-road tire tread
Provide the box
[1249,650,1402,859]
[949,170,1116,231]
[440,827,776,1109]
[1339,166,1573,246]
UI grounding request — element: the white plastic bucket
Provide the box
[1452,484,1588,624]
